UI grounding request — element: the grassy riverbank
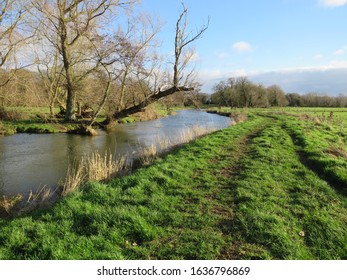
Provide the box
[0,103,173,135]
[0,109,347,259]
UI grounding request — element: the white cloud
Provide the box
[313,54,323,60]
[262,60,347,73]
[329,60,347,67]
[251,67,347,94]
[334,46,347,55]
[319,0,347,7]
[232,41,253,53]
[199,61,347,94]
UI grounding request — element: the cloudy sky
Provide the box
[142,0,347,95]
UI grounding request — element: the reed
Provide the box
[19,185,55,214]
[83,152,127,181]
[0,184,57,217]
[0,194,23,217]
[61,151,128,197]
[137,144,158,165]
[61,162,86,197]
[155,136,171,151]
[230,111,248,124]
[177,125,211,145]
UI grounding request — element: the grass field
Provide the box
[0,108,346,259]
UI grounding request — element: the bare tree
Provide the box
[0,0,29,87]
[36,49,66,116]
[110,2,209,120]
[32,0,135,121]
[173,3,208,87]
[113,14,160,112]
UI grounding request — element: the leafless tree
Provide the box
[113,14,160,111]
[36,48,66,116]
[31,0,135,121]
[0,0,29,87]
[173,3,208,87]
[110,2,209,120]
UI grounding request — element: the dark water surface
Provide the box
[0,110,231,196]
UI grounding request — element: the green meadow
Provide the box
[0,108,346,260]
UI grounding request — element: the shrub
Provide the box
[230,111,248,124]
[0,106,24,121]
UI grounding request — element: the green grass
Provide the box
[0,109,346,260]
[0,104,176,135]
[0,106,76,135]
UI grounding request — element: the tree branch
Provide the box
[112,86,193,119]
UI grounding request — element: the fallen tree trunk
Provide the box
[112,86,193,120]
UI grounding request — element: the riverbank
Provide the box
[0,109,346,259]
[0,103,175,136]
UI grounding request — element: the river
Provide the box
[0,110,231,196]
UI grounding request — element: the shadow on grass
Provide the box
[285,126,347,197]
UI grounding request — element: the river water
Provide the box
[0,110,231,196]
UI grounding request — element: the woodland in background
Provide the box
[211,77,347,108]
[1,69,347,119]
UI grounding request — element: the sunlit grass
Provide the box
[0,109,347,260]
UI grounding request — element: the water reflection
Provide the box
[0,110,231,196]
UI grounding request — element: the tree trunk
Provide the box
[58,16,76,122]
[111,86,193,120]
[64,95,75,121]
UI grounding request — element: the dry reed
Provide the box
[156,136,170,151]
[61,162,86,197]
[0,184,58,217]
[137,144,158,165]
[177,125,211,144]
[0,194,23,217]
[230,111,248,124]
[61,151,128,197]
[83,152,127,181]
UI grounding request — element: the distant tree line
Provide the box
[286,92,347,107]
[210,77,347,108]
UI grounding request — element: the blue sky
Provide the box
[140,0,347,94]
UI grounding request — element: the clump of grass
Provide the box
[16,124,57,133]
[61,162,86,197]
[156,136,170,151]
[178,129,195,143]
[84,152,127,181]
[137,144,158,165]
[20,185,55,214]
[0,194,23,217]
[191,125,210,137]
[0,106,25,121]
[324,146,347,159]
[230,111,248,124]
[177,125,211,145]
[0,185,57,218]
[61,151,128,197]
